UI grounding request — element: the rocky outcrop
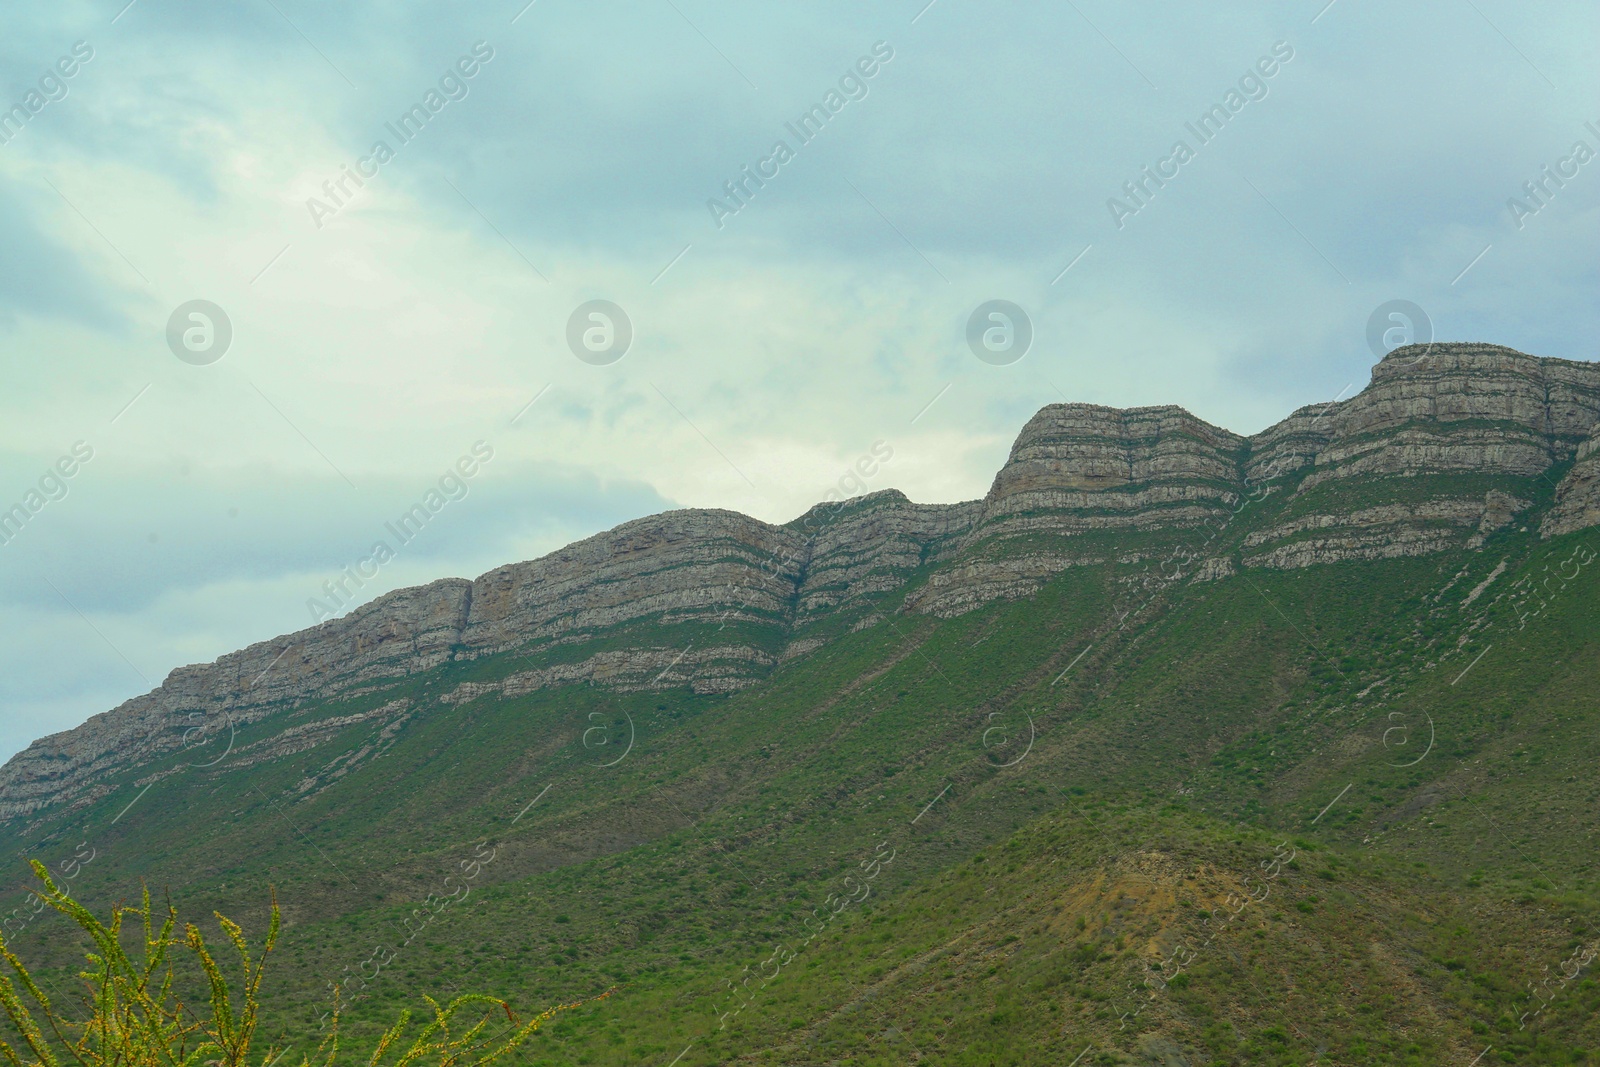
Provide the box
[1239,344,1600,565]
[1543,425,1600,538]
[982,405,1244,509]
[1285,344,1600,492]
[0,579,473,821]
[460,509,805,656]
[788,490,978,627]
[1240,495,1530,570]
[5,344,1600,822]
[0,502,967,820]
[900,405,1248,613]
[440,643,776,703]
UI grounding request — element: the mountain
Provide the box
[4,342,1600,1066]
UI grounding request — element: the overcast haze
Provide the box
[1,0,1597,762]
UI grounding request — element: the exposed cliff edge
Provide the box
[3,344,1598,822]
[1544,422,1600,538]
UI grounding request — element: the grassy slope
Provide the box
[4,477,1599,1065]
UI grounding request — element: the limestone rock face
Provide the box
[0,579,472,821]
[978,404,1246,534]
[788,490,978,626]
[1243,400,1344,484]
[0,500,970,820]
[5,344,1599,822]
[1292,344,1600,490]
[1544,425,1600,538]
[1241,498,1526,570]
[902,404,1249,614]
[459,509,806,657]
[1239,345,1600,566]
[1246,344,1600,489]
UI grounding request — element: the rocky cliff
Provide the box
[1544,422,1600,538]
[4,344,1598,822]
[1237,344,1600,569]
[902,403,1249,615]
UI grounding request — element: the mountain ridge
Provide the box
[5,341,1600,1064]
[5,341,1599,825]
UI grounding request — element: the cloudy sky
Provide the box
[1,0,1596,763]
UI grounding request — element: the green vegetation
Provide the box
[0,864,582,1067]
[4,465,1600,1063]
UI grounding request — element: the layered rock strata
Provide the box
[1237,344,1600,568]
[1543,425,1600,538]
[5,344,1599,820]
[904,404,1250,615]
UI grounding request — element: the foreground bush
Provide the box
[0,861,580,1067]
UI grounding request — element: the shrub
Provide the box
[0,861,595,1067]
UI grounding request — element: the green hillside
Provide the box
[4,464,1599,1065]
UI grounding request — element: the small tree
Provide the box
[0,861,590,1067]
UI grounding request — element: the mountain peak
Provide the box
[787,487,911,529]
